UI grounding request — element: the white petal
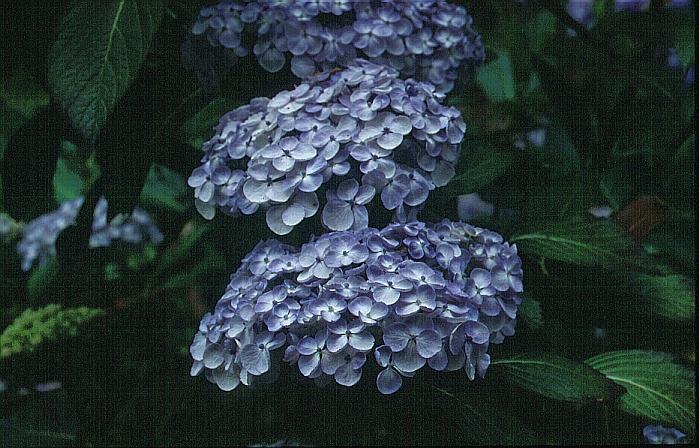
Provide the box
[282,203,305,226]
[266,206,294,235]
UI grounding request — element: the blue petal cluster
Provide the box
[16,197,85,272]
[189,219,523,394]
[15,197,163,271]
[188,60,466,235]
[89,197,164,248]
[189,0,484,93]
[643,425,685,444]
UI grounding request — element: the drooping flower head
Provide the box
[189,219,523,394]
[16,197,85,271]
[187,0,484,93]
[643,424,686,444]
[15,197,163,271]
[188,60,466,235]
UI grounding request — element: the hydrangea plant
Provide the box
[188,59,466,235]
[189,219,523,394]
[14,197,163,271]
[187,0,484,93]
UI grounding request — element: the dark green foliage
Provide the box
[48,0,164,143]
[491,353,621,404]
[587,351,696,437]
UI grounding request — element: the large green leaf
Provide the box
[586,351,696,436]
[443,144,513,197]
[511,220,634,267]
[477,52,515,102]
[139,164,189,212]
[461,388,538,445]
[52,142,101,204]
[636,274,695,321]
[48,0,164,142]
[491,353,621,403]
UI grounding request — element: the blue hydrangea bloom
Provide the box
[188,59,466,235]
[189,60,466,234]
[187,0,484,93]
[16,197,163,271]
[643,424,686,444]
[189,219,523,394]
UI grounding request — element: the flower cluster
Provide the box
[643,424,686,444]
[189,219,523,394]
[16,197,85,271]
[89,197,164,248]
[0,304,104,358]
[15,197,163,271]
[188,60,466,235]
[189,0,484,93]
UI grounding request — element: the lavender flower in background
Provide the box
[588,205,614,219]
[457,193,494,222]
[185,0,484,93]
[189,219,523,394]
[16,197,84,271]
[89,197,164,248]
[615,0,651,12]
[188,60,467,235]
[567,0,594,27]
[666,0,693,8]
[15,197,163,271]
[643,424,686,444]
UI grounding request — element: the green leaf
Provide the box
[492,353,621,403]
[527,11,556,53]
[182,98,241,149]
[53,158,84,203]
[0,69,50,118]
[1,70,50,210]
[48,0,164,142]
[139,164,189,212]
[477,52,515,102]
[52,143,101,203]
[460,388,538,445]
[511,220,634,267]
[161,247,225,290]
[636,274,695,321]
[674,19,695,66]
[531,125,580,178]
[518,295,543,330]
[444,144,513,197]
[27,258,59,304]
[586,351,696,436]
[153,219,211,276]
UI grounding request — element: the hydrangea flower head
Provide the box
[643,424,686,444]
[187,0,484,93]
[189,60,466,235]
[189,219,523,394]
